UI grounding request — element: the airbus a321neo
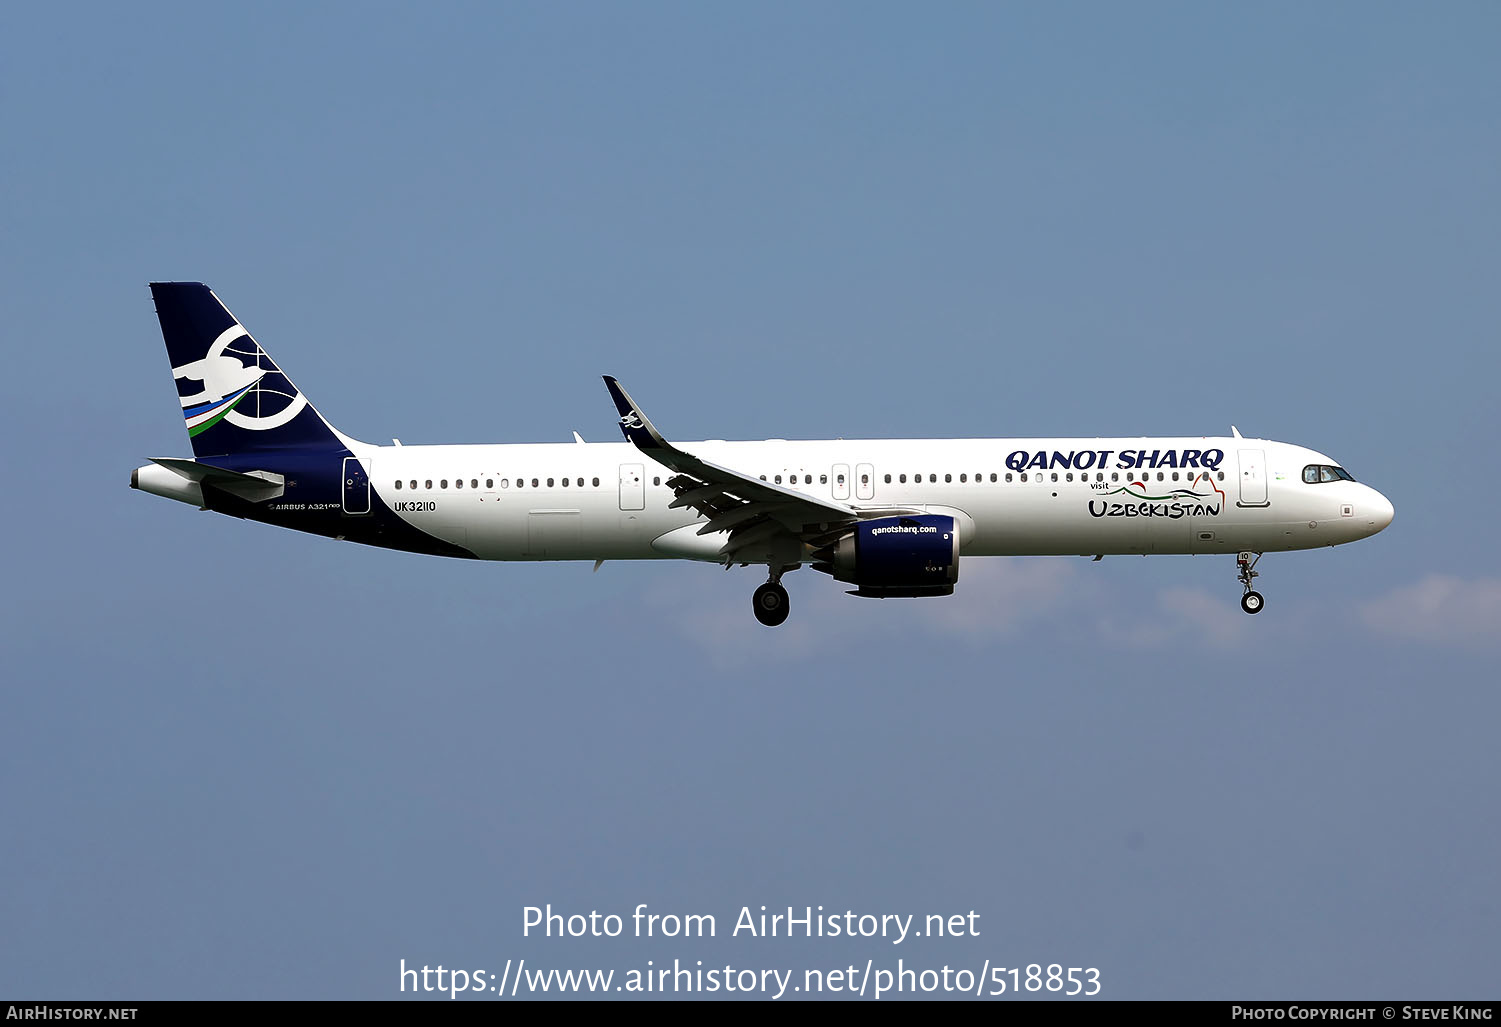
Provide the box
[132,283,1395,625]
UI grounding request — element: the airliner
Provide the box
[132,283,1394,626]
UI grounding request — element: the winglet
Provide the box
[602,376,667,450]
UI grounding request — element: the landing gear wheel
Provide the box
[1236,551,1265,616]
[752,583,790,627]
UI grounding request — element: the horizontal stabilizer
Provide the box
[148,458,285,500]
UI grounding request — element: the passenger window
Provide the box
[991,473,998,482]
[861,473,869,485]
[532,478,539,488]
[395,480,403,489]
[1005,473,1013,482]
[500,479,508,488]
[545,478,552,487]
[805,475,812,484]
[1157,472,1164,481]
[1051,473,1058,482]
[884,474,892,484]
[1217,471,1224,480]
[441,479,448,489]
[410,480,417,490]
[929,474,937,483]
[837,474,845,484]
[592,477,600,487]
[653,476,661,486]
[1111,472,1119,482]
[775,474,783,484]
[899,474,907,483]
[456,479,464,489]
[960,473,968,483]
[1066,472,1073,482]
[1171,472,1179,481]
[486,478,493,488]
[1020,472,1028,482]
[425,480,432,489]
[820,475,827,484]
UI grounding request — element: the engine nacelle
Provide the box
[816,515,960,598]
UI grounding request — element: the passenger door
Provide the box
[1237,449,1268,506]
[341,456,370,515]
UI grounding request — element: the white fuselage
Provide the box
[354,435,1393,563]
[134,284,1398,623]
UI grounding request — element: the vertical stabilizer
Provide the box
[151,282,348,456]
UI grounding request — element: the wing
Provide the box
[604,376,882,566]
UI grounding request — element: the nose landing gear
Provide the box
[752,567,793,627]
[1237,551,1264,614]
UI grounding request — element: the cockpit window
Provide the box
[1304,464,1356,484]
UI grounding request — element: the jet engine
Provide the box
[812,515,959,598]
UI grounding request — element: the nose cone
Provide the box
[1365,487,1394,536]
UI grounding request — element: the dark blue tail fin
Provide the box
[151,282,347,457]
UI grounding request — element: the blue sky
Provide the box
[3,2,1498,1000]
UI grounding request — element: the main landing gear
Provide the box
[1237,551,1265,615]
[752,568,791,627]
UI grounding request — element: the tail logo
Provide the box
[173,323,308,434]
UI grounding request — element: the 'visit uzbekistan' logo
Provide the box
[1087,472,1226,519]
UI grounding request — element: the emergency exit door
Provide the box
[618,463,645,511]
[831,463,851,501]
